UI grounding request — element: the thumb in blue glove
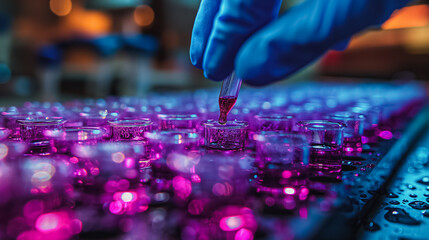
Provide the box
[190,0,412,86]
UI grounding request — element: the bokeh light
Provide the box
[34,212,81,239]
[134,5,155,27]
[36,213,60,232]
[112,152,125,163]
[0,144,8,160]
[235,228,253,240]
[109,200,124,215]
[121,191,136,203]
[219,216,243,231]
[379,130,393,140]
[50,0,72,17]
[283,187,296,195]
[172,176,192,199]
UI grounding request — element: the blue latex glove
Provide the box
[190,0,412,86]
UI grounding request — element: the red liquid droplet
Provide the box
[218,96,237,124]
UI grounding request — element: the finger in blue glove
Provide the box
[235,0,413,85]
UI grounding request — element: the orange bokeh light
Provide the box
[134,5,155,27]
[50,0,72,17]
[382,5,429,30]
[62,6,112,36]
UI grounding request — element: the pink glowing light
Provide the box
[90,167,99,176]
[361,136,368,144]
[173,176,192,199]
[191,174,201,183]
[283,187,296,195]
[74,168,87,177]
[109,201,123,214]
[17,230,43,240]
[345,147,353,152]
[70,219,82,234]
[121,192,136,203]
[139,205,149,212]
[235,228,253,240]
[301,187,309,195]
[30,211,80,240]
[379,130,393,140]
[282,170,292,179]
[124,158,135,168]
[219,215,243,231]
[69,157,79,164]
[36,213,60,232]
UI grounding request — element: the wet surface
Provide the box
[384,208,420,225]
[408,201,429,210]
[417,177,429,186]
[363,221,381,232]
[358,130,429,240]
[387,192,399,198]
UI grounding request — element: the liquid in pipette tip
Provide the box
[218,96,237,124]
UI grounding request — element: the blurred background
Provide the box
[0,0,429,104]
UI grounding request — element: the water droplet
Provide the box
[424,193,429,197]
[426,186,429,191]
[417,177,429,186]
[384,208,420,225]
[360,194,367,198]
[410,194,417,198]
[409,201,429,210]
[407,184,416,190]
[402,199,409,203]
[363,221,381,232]
[389,200,400,205]
[386,192,399,198]
[423,211,429,217]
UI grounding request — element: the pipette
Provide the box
[218,72,242,124]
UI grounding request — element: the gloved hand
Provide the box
[190,0,412,86]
